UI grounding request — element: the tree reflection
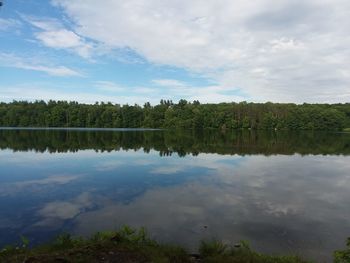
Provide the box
[0,129,349,156]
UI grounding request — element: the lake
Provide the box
[0,128,349,262]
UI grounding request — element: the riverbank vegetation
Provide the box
[0,226,312,263]
[0,100,349,130]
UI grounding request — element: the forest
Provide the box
[0,100,349,130]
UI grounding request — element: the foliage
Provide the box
[334,237,350,263]
[2,227,349,262]
[0,228,314,263]
[20,235,30,248]
[199,239,229,257]
[0,226,189,263]
[0,100,349,130]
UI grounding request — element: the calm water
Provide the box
[0,129,349,262]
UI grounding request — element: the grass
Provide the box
[0,226,345,262]
[0,226,190,263]
[343,128,350,132]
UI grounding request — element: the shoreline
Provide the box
[0,227,316,263]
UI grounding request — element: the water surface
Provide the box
[0,129,349,262]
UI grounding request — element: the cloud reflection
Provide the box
[68,155,350,261]
[0,148,349,262]
[35,192,94,227]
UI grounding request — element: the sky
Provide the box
[0,0,349,105]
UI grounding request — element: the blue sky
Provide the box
[0,0,349,104]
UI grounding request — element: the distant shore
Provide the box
[1,100,348,131]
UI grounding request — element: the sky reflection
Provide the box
[0,131,349,262]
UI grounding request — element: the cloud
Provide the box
[0,18,22,31]
[0,83,156,105]
[152,78,245,102]
[94,81,125,92]
[0,75,246,104]
[52,0,350,103]
[152,79,187,87]
[24,16,94,59]
[0,52,82,77]
[18,64,82,77]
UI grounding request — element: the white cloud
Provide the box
[25,16,94,59]
[94,81,125,92]
[0,84,157,105]
[0,18,22,31]
[152,78,245,102]
[52,0,350,103]
[18,64,82,77]
[270,38,305,52]
[152,79,187,87]
[0,52,82,77]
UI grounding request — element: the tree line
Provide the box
[0,100,349,130]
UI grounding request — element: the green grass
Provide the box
[0,226,190,263]
[0,226,347,262]
[343,128,350,132]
